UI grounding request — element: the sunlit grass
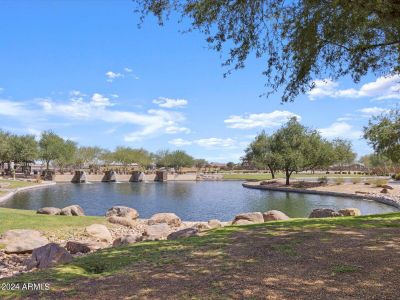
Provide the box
[0,179,38,189]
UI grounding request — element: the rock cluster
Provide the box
[36,205,85,216]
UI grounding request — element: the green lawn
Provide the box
[1,211,400,299]
[0,179,38,189]
[0,208,108,239]
[222,172,377,180]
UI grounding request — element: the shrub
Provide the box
[318,176,328,184]
[334,177,345,185]
[351,178,361,184]
[394,173,400,181]
[373,178,388,187]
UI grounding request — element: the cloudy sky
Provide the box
[0,1,399,162]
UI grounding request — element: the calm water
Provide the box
[1,181,397,221]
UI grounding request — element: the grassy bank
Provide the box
[1,211,400,299]
[0,179,38,189]
[0,208,107,240]
[222,172,378,180]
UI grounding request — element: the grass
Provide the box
[222,173,377,181]
[0,179,38,189]
[0,208,108,239]
[1,210,400,298]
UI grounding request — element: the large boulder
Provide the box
[148,213,182,227]
[309,208,343,218]
[167,228,200,240]
[143,224,171,241]
[194,223,212,231]
[233,219,254,226]
[85,224,112,243]
[232,212,264,225]
[263,210,290,222]
[112,234,142,247]
[36,207,61,215]
[107,216,136,228]
[60,205,85,216]
[0,229,49,254]
[65,241,107,254]
[208,219,222,229]
[105,206,139,220]
[25,243,73,270]
[338,208,361,217]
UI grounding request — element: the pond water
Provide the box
[1,181,397,221]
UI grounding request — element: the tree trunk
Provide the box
[268,165,275,179]
[46,161,50,170]
[285,169,290,185]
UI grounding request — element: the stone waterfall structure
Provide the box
[155,170,168,182]
[130,171,146,182]
[71,171,87,183]
[102,170,117,182]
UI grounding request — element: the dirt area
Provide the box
[21,226,400,299]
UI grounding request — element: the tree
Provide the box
[194,158,208,170]
[244,131,282,179]
[54,140,77,173]
[303,135,335,173]
[0,130,12,168]
[226,162,235,170]
[364,109,400,163]
[39,131,65,170]
[270,118,315,185]
[112,147,153,170]
[75,146,105,169]
[135,1,400,102]
[332,139,356,171]
[9,134,38,169]
[156,150,194,171]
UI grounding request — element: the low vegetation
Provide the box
[0,180,38,190]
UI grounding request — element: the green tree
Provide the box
[244,131,282,179]
[303,135,335,173]
[135,1,400,102]
[9,134,38,168]
[157,150,194,171]
[55,140,77,173]
[364,109,400,163]
[226,162,235,170]
[39,131,65,170]
[332,139,356,171]
[0,130,12,168]
[194,158,208,170]
[75,146,105,168]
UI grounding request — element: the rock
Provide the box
[233,219,254,225]
[36,207,61,215]
[338,208,361,217]
[107,216,136,228]
[194,223,211,231]
[382,185,393,190]
[25,243,73,270]
[0,230,49,254]
[112,234,142,247]
[232,212,264,224]
[309,208,343,218]
[105,206,139,220]
[65,241,107,254]
[85,224,112,243]
[167,228,200,240]
[208,219,222,229]
[143,224,171,241]
[381,188,388,194]
[263,210,290,222]
[148,213,182,227]
[60,205,85,216]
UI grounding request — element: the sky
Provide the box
[0,0,399,163]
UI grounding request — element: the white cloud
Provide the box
[169,138,192,146]
[195,138,235,148]
[124,67,132,73]
[105,71,123,82]
[0,100,30,116]
[153,97,188,108]
[0,88,4,93]
[318,122,362,139]
[224,111,301,129]
[91,93,113,107]
[358,107,390,116]
[308,74,400,100]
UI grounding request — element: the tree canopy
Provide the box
[135,0,400,102]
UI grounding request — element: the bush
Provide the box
[373,178,388,187]
[318,176,328,184]
[351,178,361,184]
[334,177,345,185]
[394,173,400,181]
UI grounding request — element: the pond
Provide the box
[1,181,397,221]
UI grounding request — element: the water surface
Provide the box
[1,181,397,220]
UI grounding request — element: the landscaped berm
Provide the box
[1,208,400,299]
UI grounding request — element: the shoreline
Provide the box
[0,181,56,204]
[242,181,400,209]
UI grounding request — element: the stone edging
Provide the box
[0,182,56,203]
[242,182,400,210]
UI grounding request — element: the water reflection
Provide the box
[1,182,397,221]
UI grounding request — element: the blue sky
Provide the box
[0,0,399,162]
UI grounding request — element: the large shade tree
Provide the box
[39,131,65,170]
[135,0,400,102]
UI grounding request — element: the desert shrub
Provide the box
[334,177,345,185]
[318,176,328,184]
[373,178,388,187]
[351,178,361,184]
[394,173,400,181]
[326,171,330,174]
